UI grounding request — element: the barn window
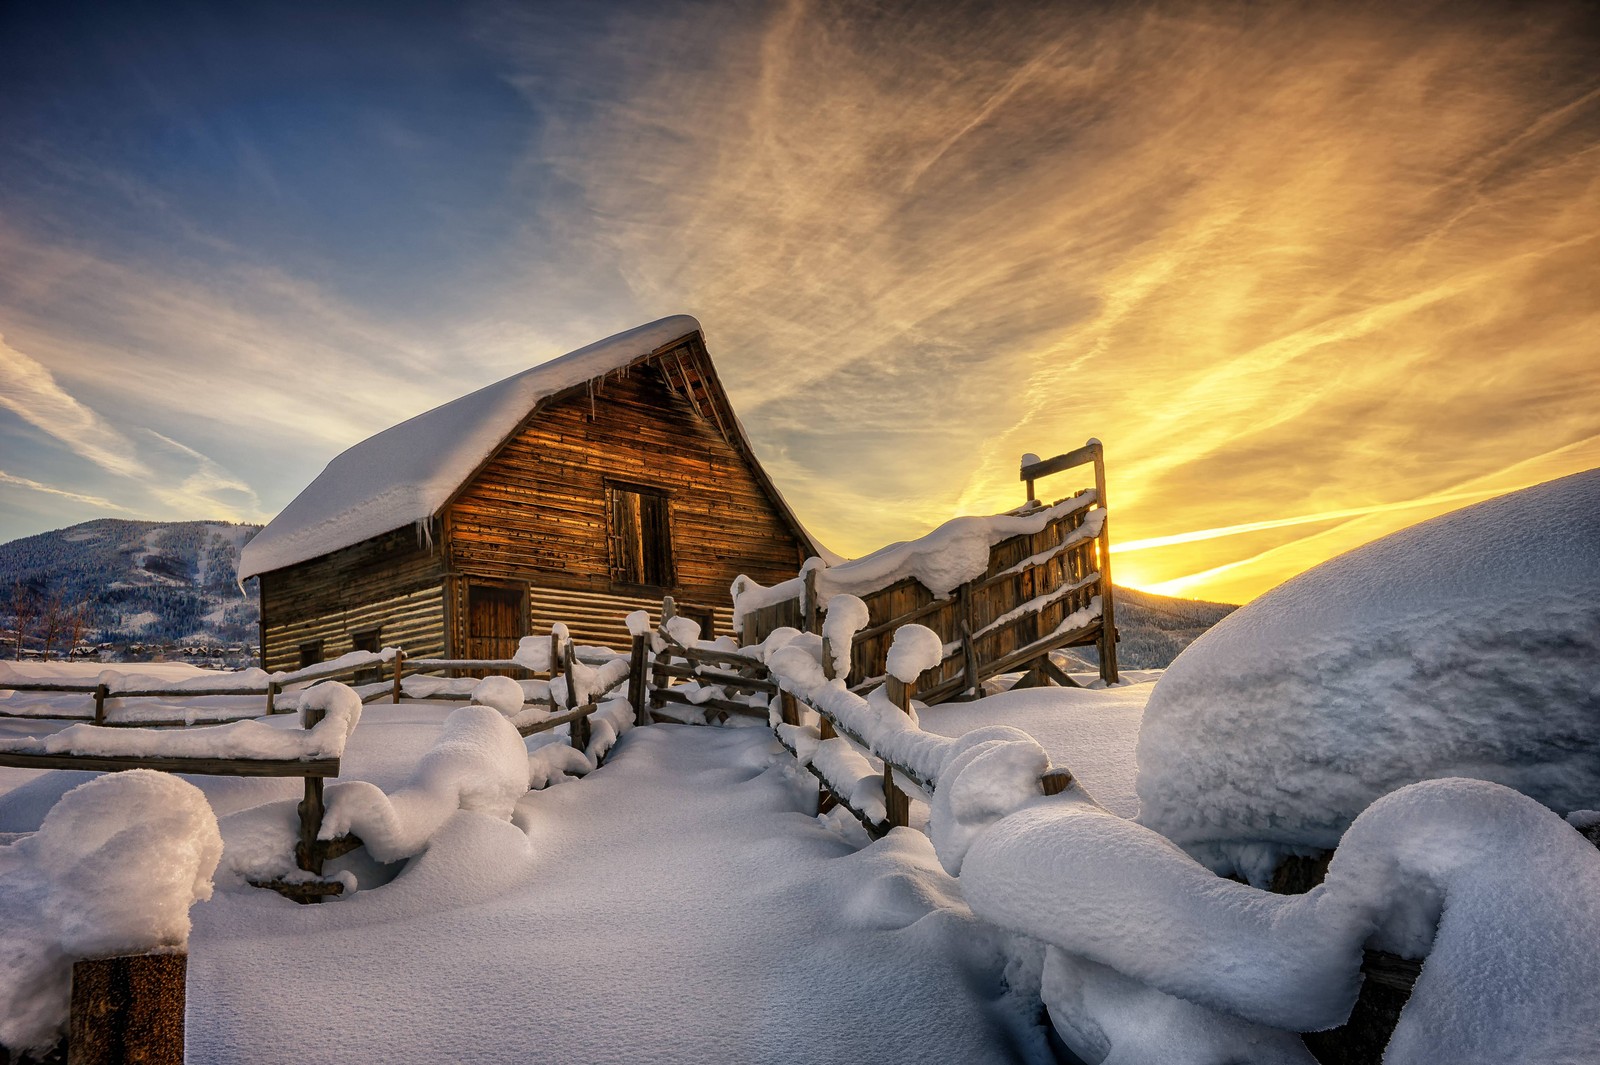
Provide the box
[298,639,324,669]
[607,483,674,589]
[351,628,382,684]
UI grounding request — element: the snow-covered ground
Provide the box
[2,691,1128,1062]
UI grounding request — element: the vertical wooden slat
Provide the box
[628,633,649,727]
[69,953,186,1065]
[1091,441,1119,685]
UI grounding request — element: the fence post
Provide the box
[570,706,592,754]
[391,648,404,704]
[296,701,327,897]
[1091,440,1120,686]
[779,690,801,728]
[265,681,278,715]
[882,676,913,828]
[562,640,580,711]
[69,952,186,1065]
[628,634,649,727]
[802,568,818,633]
[93,683,108,726]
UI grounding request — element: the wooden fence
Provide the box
[738,440,1119,699]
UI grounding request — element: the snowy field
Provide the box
[0,685,1152,1063]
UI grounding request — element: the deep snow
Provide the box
[1137,468,1600,879]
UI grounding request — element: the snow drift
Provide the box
[1137,468,1600,878]
[961,777,1600,1064]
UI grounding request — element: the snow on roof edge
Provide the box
[239,315,702,580]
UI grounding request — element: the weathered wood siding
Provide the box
[258,527,446,672]
[442,339,808,650]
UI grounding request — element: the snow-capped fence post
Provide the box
[69,952,186,1065]
[295,700,329,894]
[391,648,404,704]
[628,633,648,727]
[93,682,108,725]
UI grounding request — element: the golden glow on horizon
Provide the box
[528,0,1600,603]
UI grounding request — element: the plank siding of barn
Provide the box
[258,526,446,672]
[442,340,808,650]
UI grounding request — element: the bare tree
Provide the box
[38,591,65,662]
[68,600,93,658]
[10,582,37,661]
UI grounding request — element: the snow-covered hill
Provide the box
[0,519,261,648]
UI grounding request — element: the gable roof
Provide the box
[239,315,823,580]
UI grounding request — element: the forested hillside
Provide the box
[0,519,262,650]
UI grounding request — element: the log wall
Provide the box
[258,527,446,672]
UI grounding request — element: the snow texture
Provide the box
[182,724,1043,1063]
[0,681,363,761]
[919,682,1152,819]
[512,632,558,672]
[319,706,530,863]
[0,771,221,1053]
[238,316,702,580]
[961,777,1600,1064]
[886,623,944,683]
[468,675,524,716]
[1138,468,1600,878]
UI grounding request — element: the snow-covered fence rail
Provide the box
[734,438,1118,697]
[642,601,1073,840]
[0,683,361,905]
[0,649,398,726]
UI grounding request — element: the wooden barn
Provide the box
[238,316,823,672]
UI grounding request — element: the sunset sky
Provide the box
[2,0,1596,604]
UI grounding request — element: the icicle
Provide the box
[416,518,434,553]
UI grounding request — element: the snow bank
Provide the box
[238,317,703,580]
[319,706,530,863]
[962,777,1600,1064]
[0,771,221,1053]
[0,681,363,761]
[269,648,394,685]
[1138,468,1600,878]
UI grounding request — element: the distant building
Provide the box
[239,316,821,671]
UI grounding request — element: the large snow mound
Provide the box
[1137,468,1600,877]
[238,316,701,580]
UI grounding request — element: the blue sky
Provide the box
[3,0,1598,602]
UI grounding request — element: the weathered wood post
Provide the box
[628,633,649,727]
[882,675,913,829]
[801,567,818,634]
[1090,439,1119,686]
[562,640,580,711]
[296,700,327,897]
[779,690,802,728]
[69,952,186,1065]
[264,680,278,715]
[93,682,108,726]
[391,648,404,704]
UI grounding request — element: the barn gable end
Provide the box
[249,317,817,669]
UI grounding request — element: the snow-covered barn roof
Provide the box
[239,315,820,580]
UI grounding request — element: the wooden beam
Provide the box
[0,752,341,777]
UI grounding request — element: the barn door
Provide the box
[466,583,526,663]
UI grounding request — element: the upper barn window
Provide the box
[607,482,674,589]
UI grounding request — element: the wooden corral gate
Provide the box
[739,440,1119,700]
